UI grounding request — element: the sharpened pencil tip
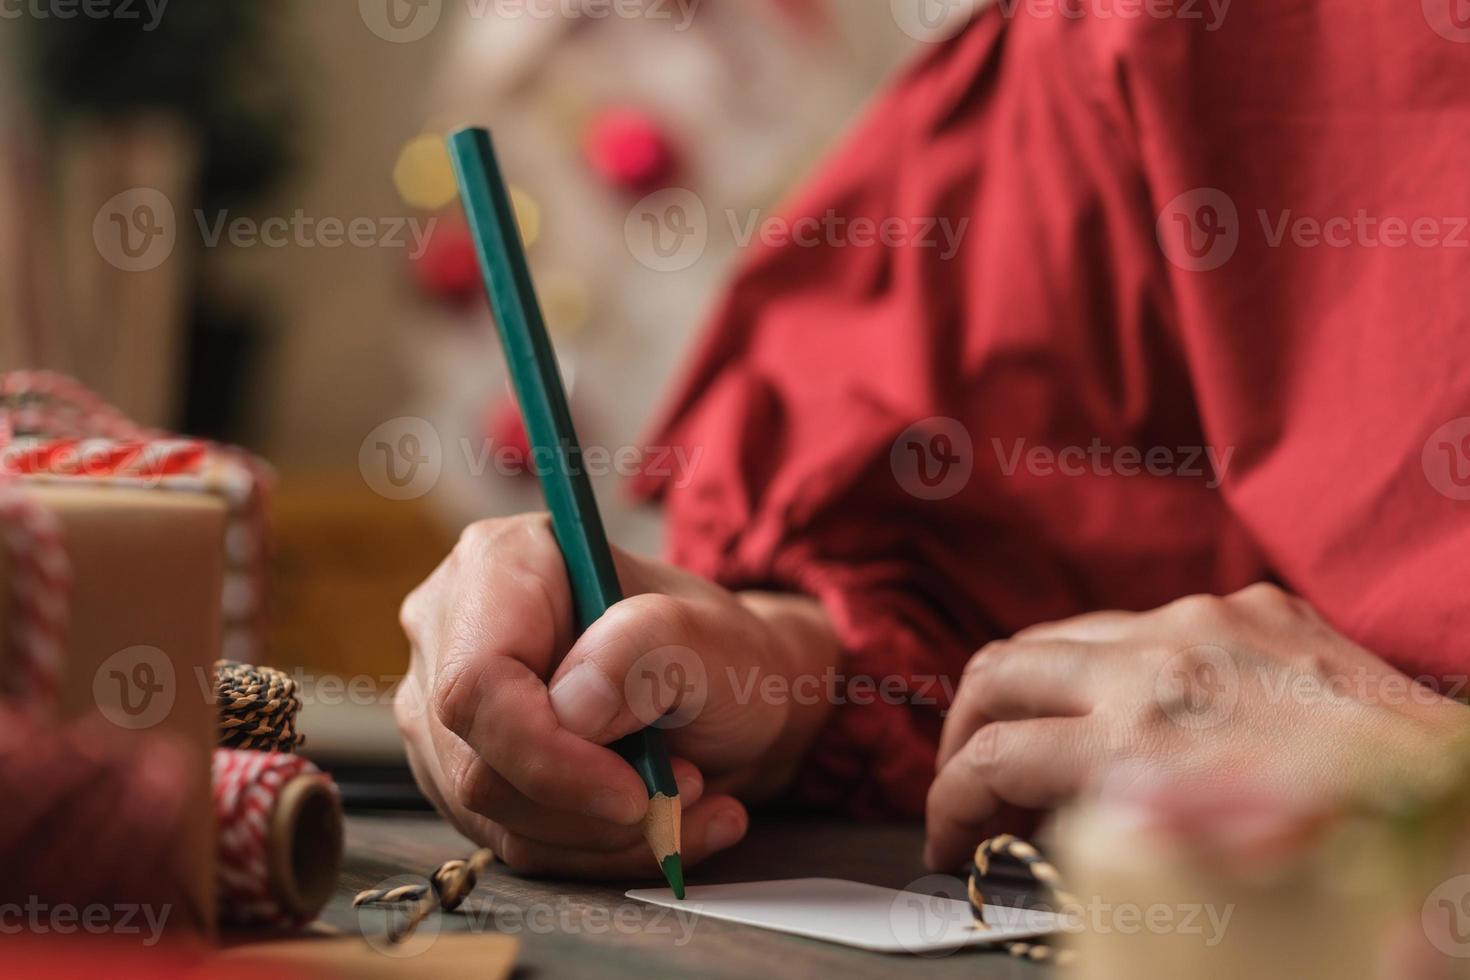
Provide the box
[661,854,685,900]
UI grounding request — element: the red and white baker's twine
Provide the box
[0,371,145,445]
[1,438,206,480]
[0,480,69,713]
[213,748,335,929]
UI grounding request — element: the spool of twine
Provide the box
[213,748,343,929]
[210,659,342,929]
[215,660,304,753]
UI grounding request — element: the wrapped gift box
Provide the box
[0,372,273,934]
[0,482,225,930]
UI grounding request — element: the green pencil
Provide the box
[447,126,684,899]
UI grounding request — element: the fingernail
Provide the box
[677,770,702,799]
[589,790,642,826]
[707,810,746,851]
[550,664,622,738]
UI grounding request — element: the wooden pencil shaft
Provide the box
[447,127,677,799]
[645,793,682,861]
[447,127,619,630]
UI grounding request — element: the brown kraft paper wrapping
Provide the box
[0,482,225,933]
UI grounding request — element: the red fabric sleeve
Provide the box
[635,13,1263,819]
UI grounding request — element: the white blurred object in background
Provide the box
[399,0,915,554]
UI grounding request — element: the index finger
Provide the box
[938,640,1097,772]
[434,652,651,826]
[924,717,1093,871]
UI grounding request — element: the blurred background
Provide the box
[0,1,919,699]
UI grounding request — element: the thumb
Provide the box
[547,592,786,772]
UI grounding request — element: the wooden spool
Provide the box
[265,774,344,922]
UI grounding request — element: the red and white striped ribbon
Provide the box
[0,438,206,479]
[0,371,148,444]
[212,748,335,929]
[0,480,69,712]
[0,369,275,678]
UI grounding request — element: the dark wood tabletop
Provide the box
[328,811,1049,980]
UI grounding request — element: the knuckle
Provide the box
[459,515,568,623]
[392,674,426,736]
[1238,581,1287,601]
[1009,620,1053,641]
[399,584,428,640]
[1289,652,1330,681]
[398,585,417,628]
[513,510,555,536]
[514,759,560,804]
[620,591,698,641]
[448,755,499,816]
[965,722,1008,774]
[456,514,550,556]
[1138,694,1180,733]
[1168,592,1231,628]
[457,517,507,552]
[1234,582,1292,610]
[965,640,1010,678]
[941,679,974,725]
[430,657,477,737]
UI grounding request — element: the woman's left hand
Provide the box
[925,583,1469,871]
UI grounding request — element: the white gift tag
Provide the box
[626,877,1065,954]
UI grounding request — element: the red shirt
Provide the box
[638,3,1470,818]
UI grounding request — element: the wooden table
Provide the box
[328,812,1048,979]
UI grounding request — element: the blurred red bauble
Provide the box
[411,218,482,308]
[767,0,831,34]
[485,395,532,476]
[583,107,676,194]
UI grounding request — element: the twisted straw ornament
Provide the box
[353,848,495,944]
[968,834,1078,966]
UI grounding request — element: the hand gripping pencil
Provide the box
[447,127,684,898]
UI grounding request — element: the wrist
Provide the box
[724,591,841,801]
[1342,680,1470,801]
